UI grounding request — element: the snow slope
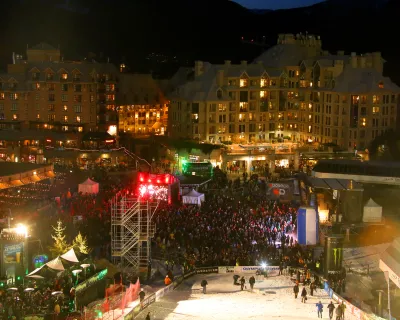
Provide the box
[135,273,359,320]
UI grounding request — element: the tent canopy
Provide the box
[46,257,66,271]
[182,189,205,206]
[78,178,99,194]
[60,248,80,263]
[364,198,382,208]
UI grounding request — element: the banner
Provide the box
[4,243,23,264]
[218,266,234,274]
[234,266,280,276]
[195,267,218,274]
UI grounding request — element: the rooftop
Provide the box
[0,162,49,177]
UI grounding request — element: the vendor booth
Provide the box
[78,178,99,194]
[182,189,205,206]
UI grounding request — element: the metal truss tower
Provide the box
[111,195,159,275]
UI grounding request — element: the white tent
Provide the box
[46,257,66,271]
[363,198,382,223]
[182,189,205,206]
[60,248,80,263]
[78,178,99,194]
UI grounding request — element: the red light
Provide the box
[148,179,151,183]
[165,176,169,183]
[140,177,144,182]
[156,180,160,183]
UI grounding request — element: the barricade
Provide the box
[323,280,387,320]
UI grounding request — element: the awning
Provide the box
[60,248,79,263]
[0,183,9,189]
[152,122,163,130]
[21,177,33,184]
[45,171,55,178]
[10,180,23,186]
[31,175,41,182]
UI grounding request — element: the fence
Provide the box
[323,280,388,320]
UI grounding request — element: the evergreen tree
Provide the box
[72,232,90,254]
[49,220,70,257]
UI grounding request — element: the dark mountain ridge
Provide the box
[0,0,398,82]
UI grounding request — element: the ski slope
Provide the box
[136,273,359,320]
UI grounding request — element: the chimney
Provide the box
[351,52,357,68]
[217,70,224,87]
[372,52,383,74]
[241,60,247,67]
[194,60,204,77]
[224,60,231,66]
[359,56,366,68]
[337,50,345,56]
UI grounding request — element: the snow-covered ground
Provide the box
[135,273,359,320]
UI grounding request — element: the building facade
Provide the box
[117,73,168,135]
[169,34,400,150]
[0,43,118,134]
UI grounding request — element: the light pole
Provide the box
[384,271,392,320]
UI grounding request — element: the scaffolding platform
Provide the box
[111,195,159,276]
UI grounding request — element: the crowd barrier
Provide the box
[323,280,387,320]
[84,265,280,320]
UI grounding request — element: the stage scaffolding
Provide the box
[111,195,159,275]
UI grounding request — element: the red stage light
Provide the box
[148,179,151,183]
[140,177,144,182]
[165,176,169,183]
[156,180,160,183]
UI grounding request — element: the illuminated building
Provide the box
[118,74,168,135]
[169,33,400,151]
[0,42,118,133]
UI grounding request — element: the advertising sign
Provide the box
[324,236,344,278]
[195,267,218,274]
[234,266,280,276]
[4,243,23,264]
[267,183,292,200]
[218,266,235,274]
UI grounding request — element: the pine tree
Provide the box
[72,232,90,254]
[49,220,70,257]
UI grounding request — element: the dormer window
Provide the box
[240,77,248,88]
[260,77,268,88]
[46,73,54,81]
[217,89,223,99]
[378,81,384,89]
[32,73,39,80]
[61,73,68,80]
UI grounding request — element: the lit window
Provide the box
[35,83,40,90]
[308,125,312,133]
[362,118,366,127]
[63,115,68,123]
[63,105,68,112]
[62,126,68,131]
[240,78,248,88]
[61,73,68,80]
[78,126,83,132]
[378,81,384,89]
[260,78,267,88]
[260,91,267,98]
[372,106,380,114]
[12,114,18,120]
[36,114,40,120]
[76,116,81,123]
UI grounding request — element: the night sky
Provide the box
[234,0,323,9]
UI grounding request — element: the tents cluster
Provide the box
[26,248,88,279]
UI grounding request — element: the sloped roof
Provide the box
[80,178,98,186]
[364,198,382,208]
[184,189,204,198]
[60,248,80,263]
[332,67,400,93]
[253,44,316,68]
[30,42,58,51]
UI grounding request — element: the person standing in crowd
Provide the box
[327,301,335,320]
[145,312,150,320]
[201,279,208,294]
[164,275,172,286]
[279,262,284,275]
[340,302,346,320]
[249,276,255,291]
[293,283,299,299]
[336,306,342,320]
[301,286,307,303]
[139,289,145,308]
[310,281,316,296]
[240,276,246,291]
[233,274,240,285]
[316,301,323,318]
